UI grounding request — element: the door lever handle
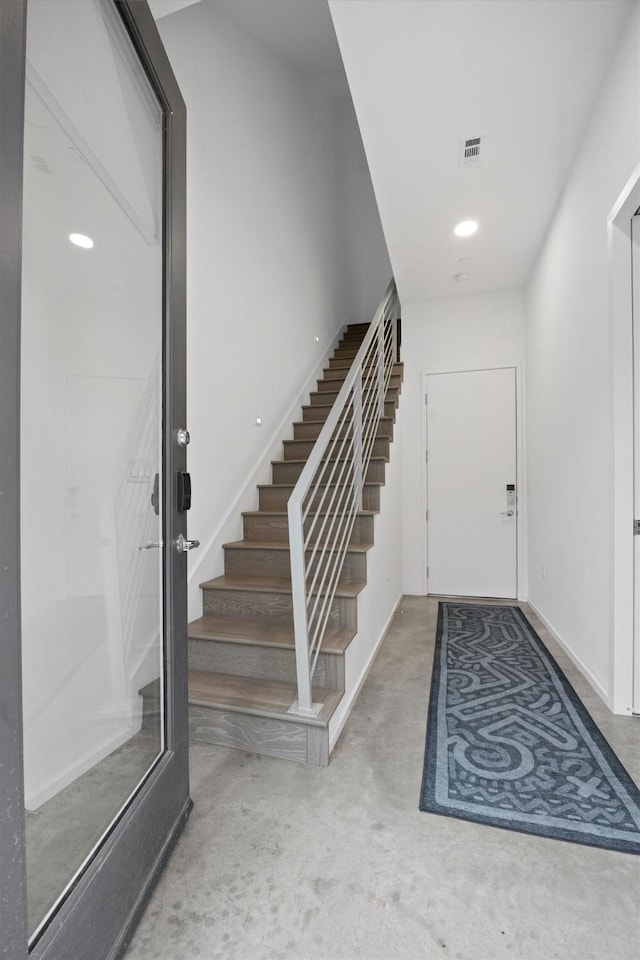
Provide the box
[176,534,200,553]
[500,510,515,517]
[138,540,162,551]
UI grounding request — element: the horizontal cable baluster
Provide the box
[304,458,357,608]
[304,449,356,594]
[304,469,355,581]
[303,433,356,537]
[308,502,358,658]
[306,504,357,641]
[308,455,356,539]
[302,420,354,524]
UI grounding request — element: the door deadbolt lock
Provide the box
[177,471,192,511]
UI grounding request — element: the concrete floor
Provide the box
[125,597,640,960]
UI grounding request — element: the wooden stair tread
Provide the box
[241,509,377,519]
[257,482,384,490]
[188,670,341,726]
[284,434,392,444]
[188,615,353,653]
[292,416,394,427]
[199,573,366,598]
[271,455,389,467]
[311,385,400,396]
[222,539,373,553]
[324,362,403,370]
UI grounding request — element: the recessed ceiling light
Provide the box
[454,220,478,238]
[69,233,94,249]
[454,272,471,283]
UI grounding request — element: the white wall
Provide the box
[400,289,527,595]
[337,98,393,326]
[156,3,390,617]
[525,2,640,708]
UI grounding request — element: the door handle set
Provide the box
[137,537,201,553]
[141,431,200,552]
[500,510,515,517]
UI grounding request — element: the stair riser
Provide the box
[293,419,393,441]
[258,484,381,512]
[333,347,361,360]
[272,457,386,485]
[188,638,344,691]
[309,387,399,406]
[333,346,392,360]
[283,437,390,461]
[224,545,367,582]
[328,353,403,369]
[243,511,374,545]
[323,362,403,381]
[317,374,402,393]
[302,400,396,423]
[202,587,356,631]
[190,706,329,766]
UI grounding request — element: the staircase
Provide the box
[187,321,403,765]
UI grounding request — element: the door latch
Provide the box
[635,519,640,535]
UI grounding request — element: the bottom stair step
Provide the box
[188,670,341,766]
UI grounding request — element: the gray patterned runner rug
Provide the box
[420,602,640,854]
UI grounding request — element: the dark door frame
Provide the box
[0,2,191,957]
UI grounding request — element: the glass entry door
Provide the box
[21,1,166,936]
[0,2,190,957]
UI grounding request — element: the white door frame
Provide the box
[608,166,640,716]
[420,363,527,601]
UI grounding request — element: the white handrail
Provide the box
[287,280,398,717]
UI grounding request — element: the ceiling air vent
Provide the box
[460,136,482,166]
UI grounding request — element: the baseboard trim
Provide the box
[112,796,193,960]
[328,592,402,752]
[527,600,611,708]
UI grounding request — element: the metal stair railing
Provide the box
[287,279,399,717]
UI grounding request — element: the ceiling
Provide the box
[150,0,349,97]
[150,0,635,304]
[329,0,634,303]
[148,0,204,20]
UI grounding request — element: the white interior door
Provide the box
[426,367,517,599]
[632,214,640,714]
